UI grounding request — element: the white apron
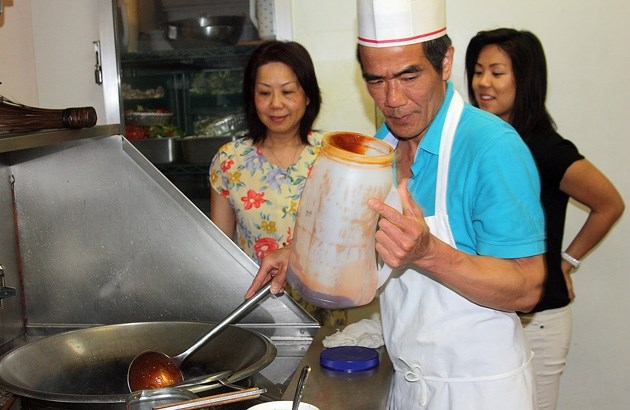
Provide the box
[380,91,536,409]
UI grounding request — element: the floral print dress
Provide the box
[209,130,347,327]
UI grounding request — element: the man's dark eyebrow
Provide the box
[362,65,423,82]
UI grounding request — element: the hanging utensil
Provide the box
[0,96,97,133]
[291,366,311,410]
[127,283,273,391]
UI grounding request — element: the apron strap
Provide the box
[435,90,464,213]
[377,90,465,286]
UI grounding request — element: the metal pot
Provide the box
[165,15,246,49]
[130,137,182,164]
[0,322,276,409]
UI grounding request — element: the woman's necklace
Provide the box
[266,142,304,169]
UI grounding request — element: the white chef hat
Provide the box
[357,0,446,48]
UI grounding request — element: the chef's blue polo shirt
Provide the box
[374,81,545,259]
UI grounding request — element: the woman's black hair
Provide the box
[242,41,322,145]
[464,28,555,139]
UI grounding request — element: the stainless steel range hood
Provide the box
[0,125,319,391]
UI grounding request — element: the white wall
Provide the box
[292,1,630,409]
[0,0,38,105]
[30,0,107,120]
[0,0,111,122]
[291,1,377,135]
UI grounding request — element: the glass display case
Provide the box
[112,0,291,213]
[120,47,254,137]
[119,47,258,213]
[116,0,262,213]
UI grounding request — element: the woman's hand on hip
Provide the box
[561,262,576,301]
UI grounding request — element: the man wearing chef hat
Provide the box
[357,0,546,408]
[246,0,546,407]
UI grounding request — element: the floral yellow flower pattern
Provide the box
[209,130,347,327]
[227,171,242,185]
[260,220,276,234]
[210,131,323,257]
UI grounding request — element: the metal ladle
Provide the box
[127,283,272,391]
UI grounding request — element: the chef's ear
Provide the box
[441,46,455,81]
[306,97,310,106]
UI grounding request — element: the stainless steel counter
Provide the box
[281,327,392,409]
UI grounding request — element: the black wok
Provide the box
[0,322,276,409]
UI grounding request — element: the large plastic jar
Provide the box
[287,132,394,309]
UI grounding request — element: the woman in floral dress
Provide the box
[209,41,347,327]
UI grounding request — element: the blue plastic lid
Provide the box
[320,346,379,372]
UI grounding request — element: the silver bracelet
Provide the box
[561,251,581,269]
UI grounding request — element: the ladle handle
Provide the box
[291,365,311,410]
[173,283,272,364]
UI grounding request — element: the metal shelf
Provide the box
[120,44,260,71]
[0,124,121,154]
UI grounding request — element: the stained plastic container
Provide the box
[287,132,394,309]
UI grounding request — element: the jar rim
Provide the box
[321,132,394,165]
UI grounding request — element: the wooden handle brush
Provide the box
[0,96,97,133]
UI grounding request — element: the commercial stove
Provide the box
[0,127,319,408]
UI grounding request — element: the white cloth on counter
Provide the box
[322,316,384,349]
